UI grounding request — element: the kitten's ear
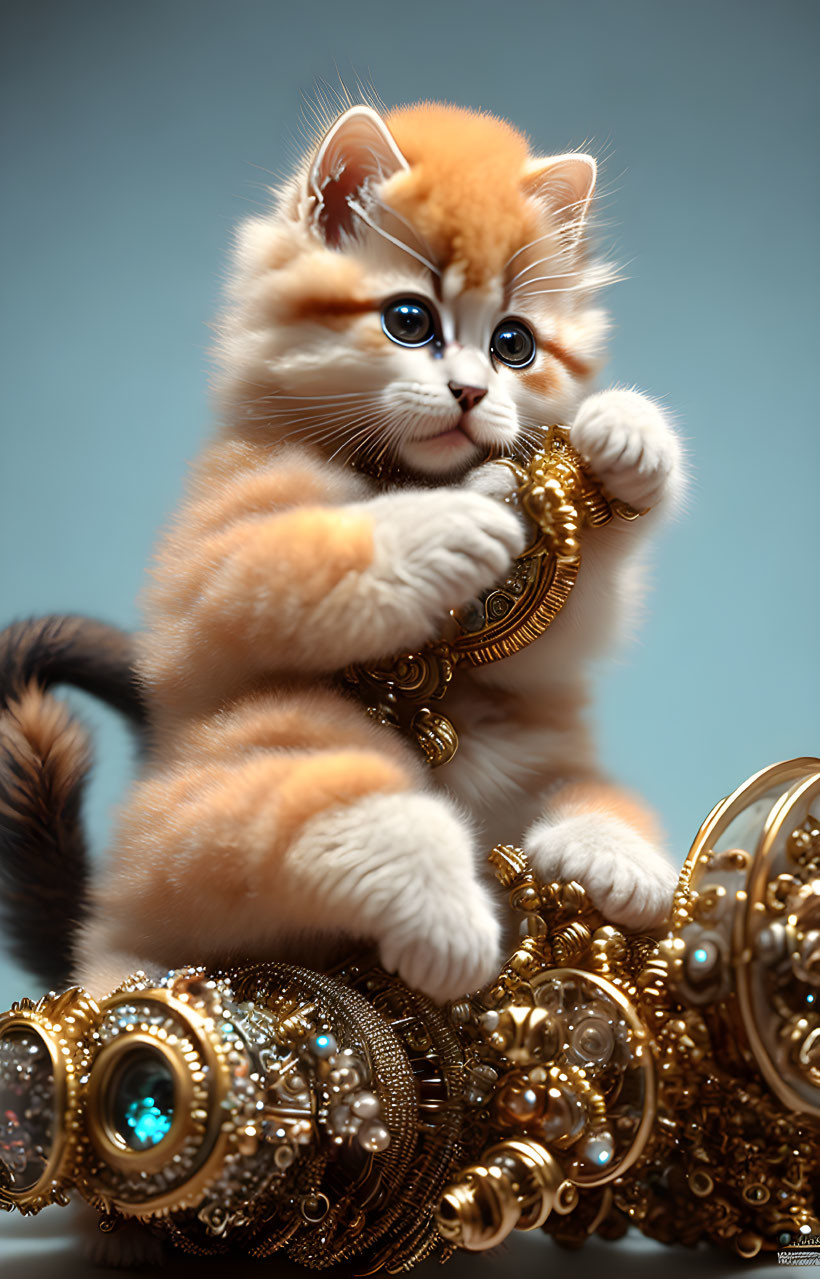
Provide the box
[308,106,409,247]
[521,153,597,246]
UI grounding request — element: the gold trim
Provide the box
[679,756,820,894]
[86,1033,195,1176]
[735,770,820,1116]
[0,988,99,1214]
[346,427,649,766]
[84,987,234,1216]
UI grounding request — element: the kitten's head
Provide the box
[217,102,612,481]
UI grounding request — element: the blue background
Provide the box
[1,0,818,1008]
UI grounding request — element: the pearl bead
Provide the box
[351,1091,380,1119]
[358,1119,390,1152]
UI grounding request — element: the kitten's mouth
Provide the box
[398,413,496,477]
[432,423,472,445]
[416,415,477,447]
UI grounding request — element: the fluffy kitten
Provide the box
[72,102,684,1003]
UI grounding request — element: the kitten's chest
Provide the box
[414,667,592,843]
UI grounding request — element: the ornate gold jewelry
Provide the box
[345,428,645,766]
[1,759,818,1264]
[0,987,99,1214]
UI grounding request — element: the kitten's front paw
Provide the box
[380,487,527,623]
[524,810,677,930]
[571,388,681,510]
[463,457,525,506]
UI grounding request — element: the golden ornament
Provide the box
[345,426,646,766]
[1,759,819,1266]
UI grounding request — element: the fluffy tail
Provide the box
[0,615,146,989]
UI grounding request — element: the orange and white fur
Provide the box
[76,102,684,1005]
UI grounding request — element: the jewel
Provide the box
[0,1030,55,1191]
[329,1065,360,1090]
[495,1080,544,1124]
[577,1129,615,1169]
[538,1085,586,1143]
[301,1192,329,1223]
[684,936,721,984]
[464,1063,498,1106]
[307,1033,337,1059]
[568,1015,615,1067]
[351,1092,379,1119]
[110,1051,175,1151]
[358,1119,390,1152]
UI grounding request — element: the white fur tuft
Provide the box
[525,809,678,930]
[283,791,502,1001]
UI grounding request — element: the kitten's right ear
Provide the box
[308,106,409,248]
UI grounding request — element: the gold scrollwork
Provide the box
[345,427,645,766]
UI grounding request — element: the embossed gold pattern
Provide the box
[345,427,646,766]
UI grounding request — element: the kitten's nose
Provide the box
[448,381,487,412]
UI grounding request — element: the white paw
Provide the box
[380,872,501,1002]
[376,486,527,622]
[462,457,525,506]
[288,791,502,1002]
[570,388,681,510]
[524,810,677,930]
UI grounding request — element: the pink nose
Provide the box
[448,382,487,412]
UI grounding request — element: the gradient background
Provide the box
[0,0,818,1053]
[1,2,818,1274]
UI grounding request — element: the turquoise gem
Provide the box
[124,1095,173,1148]
[111,1052,175,1151]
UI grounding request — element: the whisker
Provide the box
[251,397,385,421]
[507,263,582,288]
[243,404,384,446]
[503,196,598,273]
[348,198,440,277]
[512,274,588,293]
[329,415,392,466]
[515,282,604,299]
[253,390,379,403]
[366,194,438,263]
[504,230,561,272]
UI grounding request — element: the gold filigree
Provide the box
[3,760,820,1262]
[0,987,99,1215]
[346,427,646,765]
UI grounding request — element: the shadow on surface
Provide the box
[0,1214,783,1279]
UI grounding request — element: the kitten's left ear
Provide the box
[308,106,409,248]
[521,153,597,246]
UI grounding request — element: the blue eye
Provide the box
[491,319,536,368]
[381,298,436,347]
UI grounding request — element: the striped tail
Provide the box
[0,615,146,988]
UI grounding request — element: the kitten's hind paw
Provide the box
[287,791,502,1004]
[380,881,501,1003]
[525,811,678,931]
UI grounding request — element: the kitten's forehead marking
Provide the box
[438,281,505,352]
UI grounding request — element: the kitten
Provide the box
[68,102,683,1003]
